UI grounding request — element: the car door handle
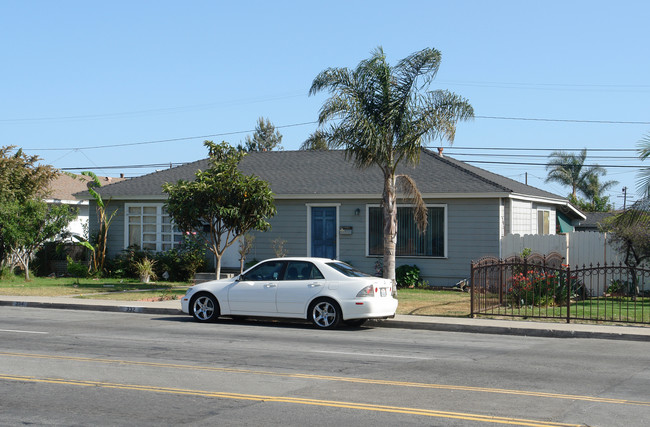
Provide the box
[264,284,277,288]
[308,283,322,288]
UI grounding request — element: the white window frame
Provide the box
[305,203,340,258]
[124,203,184,252]
[537,207,551,235]
[365,203,448,258]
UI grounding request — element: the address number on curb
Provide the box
[120,307,144,313]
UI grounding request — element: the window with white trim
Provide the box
[537,209,550,235]
[125,204,183,251]
[368,205,446,257]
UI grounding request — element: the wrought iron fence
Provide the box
[470,253,650,324]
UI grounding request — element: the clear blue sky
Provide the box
[2,0,648,207]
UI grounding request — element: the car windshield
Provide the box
[326,262,371,278]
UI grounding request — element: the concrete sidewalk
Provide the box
[1,295,648,341]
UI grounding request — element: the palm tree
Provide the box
[638,133,650,197]
[309,47,473,284]
[545,148,606,199]
[299,130,329,151]
[579,174,618,209]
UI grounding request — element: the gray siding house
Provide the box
[80,149,584,286]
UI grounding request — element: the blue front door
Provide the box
[311,207,336,259]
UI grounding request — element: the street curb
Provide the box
[2,299,648,342]
[0,300,183,316]
[367,319,650,342]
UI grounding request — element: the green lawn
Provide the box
[1,277,470,314]
[0,276,189,299]
[475,293,650,323]
[5,277,644,323]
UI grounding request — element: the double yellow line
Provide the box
[0,373,579,427]
[2,351,648,408]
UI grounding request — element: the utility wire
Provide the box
[428,146,640,152]
[29,121,319,151]
[475,115,650,125]
[60,159,646,172]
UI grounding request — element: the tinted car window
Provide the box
[326,262,371,277]
[244,261,286,281]
[285,261,324,280]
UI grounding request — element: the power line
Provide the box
[59,159,646,173]
[431,146,640,152]
[27,121,319,151]
[446,152,640,159]
[464,160,644,168]
[475,115,650,125]
[61,163,186,171]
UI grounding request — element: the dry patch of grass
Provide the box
[396,289,470,317]
[75,289,187,301]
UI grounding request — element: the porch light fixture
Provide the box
[354,208,360,216]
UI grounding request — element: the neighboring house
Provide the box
[573,211,618,232]
[77,149,584,286]
[47,173,125,240]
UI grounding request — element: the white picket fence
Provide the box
[501,231,624,267]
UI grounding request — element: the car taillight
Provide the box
[356,285,374,297]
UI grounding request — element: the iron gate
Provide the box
[470,253,650,324]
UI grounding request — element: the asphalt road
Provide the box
[1,307,649,426]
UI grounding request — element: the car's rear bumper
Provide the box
[340,297,398,320]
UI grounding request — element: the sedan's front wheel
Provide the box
[309,298,341,329]
[191,293,220,322]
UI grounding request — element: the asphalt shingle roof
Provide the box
[78,149,566,200]
[49,173,125,201]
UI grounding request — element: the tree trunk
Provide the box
[382,172,397,290]
[214,253,222,280]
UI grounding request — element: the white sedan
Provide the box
[181,257,398,329]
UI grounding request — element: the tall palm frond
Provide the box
[309,47,473,283]
[638,133,650,197]
[545,148,606,198]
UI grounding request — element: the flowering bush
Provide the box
[507,268,585,307]
[508,270,560,307]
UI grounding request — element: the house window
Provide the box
[537,210,550,235]
[368,205,446,257]
[125,204,183,251]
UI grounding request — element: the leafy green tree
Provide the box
[602,198,650,297]
[238,117,283,152]
[163,141,276,278]
[0,146,60,270]
[568,194,613,213]
[0,146,58,203]
[309,47,473,284]
[545,148,607,199]
[0,199,76,280]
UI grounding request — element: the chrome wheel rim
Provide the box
[193,296,215,321]
[312,301,337,328]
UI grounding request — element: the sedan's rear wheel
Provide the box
[191,293,220,322]
[309,298,341,329]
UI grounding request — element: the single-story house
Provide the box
[78,149,585,286]
[47,173,125,240]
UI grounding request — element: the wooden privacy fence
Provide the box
[501,231,623,267]
[470,254,650,324]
